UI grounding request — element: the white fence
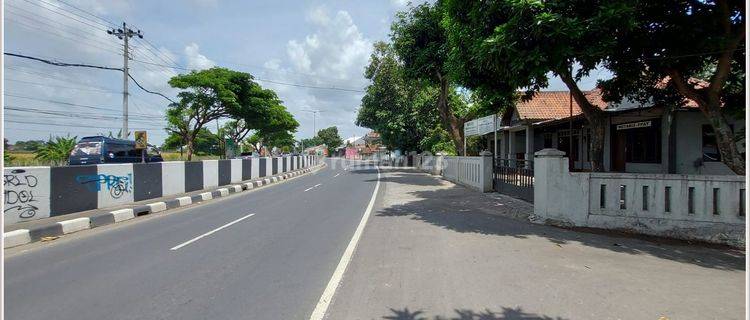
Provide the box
[415,154,493,192]
[534,149,746,246]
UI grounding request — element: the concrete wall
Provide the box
[416,154,493,192]
[4,155,317,225]
[534,149,745,246]
[674,111,744,175]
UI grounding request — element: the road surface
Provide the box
[5,159,744,320]
[5,158,377,320]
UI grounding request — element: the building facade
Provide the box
[490,90,745,175]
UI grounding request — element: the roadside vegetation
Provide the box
[359,0,745,173]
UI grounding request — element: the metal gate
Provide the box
[493,159,534,202]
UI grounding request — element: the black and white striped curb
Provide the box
[3,164,324,249]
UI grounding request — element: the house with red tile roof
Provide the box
[481,89,744,175]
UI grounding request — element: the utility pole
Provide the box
[301,109,322,136]
[108,22,142,139]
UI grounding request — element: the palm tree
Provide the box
[35,136,78,166]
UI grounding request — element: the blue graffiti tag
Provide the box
[76,174,133,199]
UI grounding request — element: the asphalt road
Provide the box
[4,158,379,320]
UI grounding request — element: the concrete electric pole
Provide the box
[301,109,322,136]
[107,22,142,139]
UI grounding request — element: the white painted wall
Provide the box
[417,154,493,192]
[3,166,51,224]
[251,158,260,178]
[534,149,746,246]
[202,160,219,188]
[265,157,273,176]
[230,159,242,183]
[161,161,185,196]
[96,163,134,208]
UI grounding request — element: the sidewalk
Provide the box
[326,168,745,320]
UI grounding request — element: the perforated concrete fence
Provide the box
[533,149,745,246]
[3,156,320,225]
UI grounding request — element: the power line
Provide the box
[130,59,366,93]
[15,0,110,31]
[54,0,118,28]
[5,104,166,121]
[4,52,122,71]
[5,3,120,48]
[128,74,176,103]
[5,65,168,111]
[4,52,177,102]
[5,16,123,55]
[5,119,162,130]
[3,93,164,118]
[4,78,121,94]
[5,108,165,124]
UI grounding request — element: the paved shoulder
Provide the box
[324,168,745,320]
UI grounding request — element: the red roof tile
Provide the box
[515,89,606,121]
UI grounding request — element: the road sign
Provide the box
[134,131,148,149]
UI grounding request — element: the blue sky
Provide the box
[3,0,608,145]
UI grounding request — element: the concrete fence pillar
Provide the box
[533,148,589,225]
[480,151,493,192]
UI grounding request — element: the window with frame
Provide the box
[543,133,553,148]
[624,121,661,163]
[702,125,721,162]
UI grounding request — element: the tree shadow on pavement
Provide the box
[383,306,568,320]
[370,169,745,271]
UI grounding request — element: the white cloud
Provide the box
[184,43,216,71]
[306,6,330,26]
[261,7,373,139]
[391,0,410,7]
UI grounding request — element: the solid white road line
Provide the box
[304,183,322,192]
[309,165,380,320]
[169,213,255,251]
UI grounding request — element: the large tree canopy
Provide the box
[443,0,632,170]
[391,1,482,155]
[165,67,298,160]
[317,126,343,155]
[357,42,442,153]
[600,0,745,174]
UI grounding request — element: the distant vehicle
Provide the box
[68,136,163,165]
[234,151,259,159]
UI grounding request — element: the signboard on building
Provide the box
[134,131,147,149]
[616,121,652,130]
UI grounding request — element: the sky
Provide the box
[3,0,609,145]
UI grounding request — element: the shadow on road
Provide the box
[367,168,745,271]
[383,306,567,320]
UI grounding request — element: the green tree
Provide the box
[35,135,78,166]
[391,2,479,154]
[13,140,46,152]
[317,126,343,155]
[600,0,745,174]
[4,138,14,164]
[443,0,628,169]
[163,128,221,157]
[300,136,323,149]
[165,67,292,160]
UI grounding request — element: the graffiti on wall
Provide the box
[76,173,132,199]
[4,169,40,219]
